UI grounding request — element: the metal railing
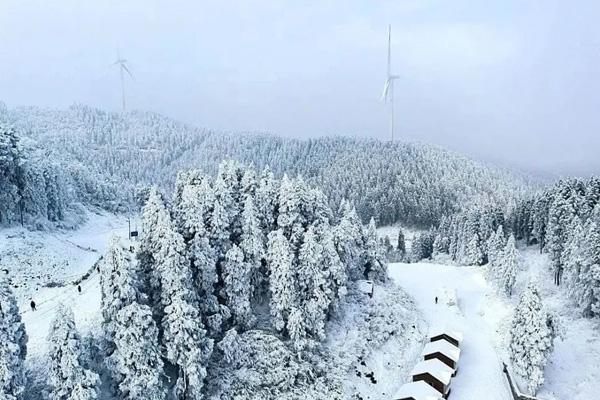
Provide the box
[502,363,542,400]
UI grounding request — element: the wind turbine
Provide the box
[114,50,133,112]
[381,25,399,142]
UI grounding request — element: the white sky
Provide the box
[1,0,600,175]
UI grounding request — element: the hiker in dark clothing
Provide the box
[30,300,36,311]
[78,285,82,294]
[435,296,438,304]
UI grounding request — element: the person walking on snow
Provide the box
[435,296,438,304]
[30,300,36,311]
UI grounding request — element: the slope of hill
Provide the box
[1,103,540,226]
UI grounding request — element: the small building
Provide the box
[357,279,374,298]
[429,329,463,348]
[410,359,453,399]
[422,340,461,375]
[393,381,444,400]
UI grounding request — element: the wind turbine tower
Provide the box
[381,25,399,142]
[114,50,133,113]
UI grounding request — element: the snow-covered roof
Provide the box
[422,339,461,362]
[357,279,374,294]
[429,328,463,343]
[410,359,454,385]
[393,381,443,400]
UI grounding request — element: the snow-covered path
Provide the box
[3,212,131,356]
[389,262,512,400]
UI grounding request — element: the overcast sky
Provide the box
[1,1,599,176]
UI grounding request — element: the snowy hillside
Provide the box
[0,103,540,226]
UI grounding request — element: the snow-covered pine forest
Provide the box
[1,158,423,399]
[2,105,600,399]
[0,104,537,227]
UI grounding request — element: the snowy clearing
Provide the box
[389,262,513,400]
[0,212,130,356]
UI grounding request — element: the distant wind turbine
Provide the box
[381,25,399,142]
[114,50,133,112]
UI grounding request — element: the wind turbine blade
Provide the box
[381,79,390,102]
[121,63,134,79]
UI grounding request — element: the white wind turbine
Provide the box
[381,25,399,142]
[114,50,133,112]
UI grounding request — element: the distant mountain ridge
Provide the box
[0,103,542,226]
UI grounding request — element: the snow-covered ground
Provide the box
[388,247,600,400]
[6,214,600,399]
[389,262,513,400]
[510,247,600,400]
[0,211,131,356]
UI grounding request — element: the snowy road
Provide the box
[9,212,130,356]
[389,262,513,400]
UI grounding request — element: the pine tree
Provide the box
[546,188,576,285]
[267,230,296,332]
[277,174,303,249]
[137,187,171,307]
[499,235,518,296]
[210,161,239,258]
[362,218,388,281]
[464,233,483,266]
[100,236,141,355]
[321,228,347,310]
[223,244,253,328]
[334,201,363,280]
[0,125,24,225]
[575,221,600,316]
[563,217,585,296]
[110,303,165,400]
[157,222,213,399]
[0,279,27,400]
[486,225,506,273]
[509,282,558,395]
[396,228,406,260]
[255,166,278,234]
[174,178,213,241]
[297,227,330,344]
[189,233,221,334]
[239,196,264,292]
[47,304,99,400]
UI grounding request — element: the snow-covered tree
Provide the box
[0,279,27,400]
[239,196,264,291]
[334,200,363,280]
[255,166,278,233]
[509,282,558,395]
[396,228,406,260]
[137,187,171,307]
[157,221,213,399]
[574,220,600,316]
[47,304,99,400]
[267,230,296,332]
[100,236,141,354]
[499,235,518,296]
[296,227,330,344]
[321,228,347,310]
[110,303,165,400]
[486,225,506,270]
[410,231,434,263]
[464,233,483,266]
[361,218,387,281]
[210,164,236,258]
[189,233,220,334]
[223,244,253,328]
[277,174,304,249]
